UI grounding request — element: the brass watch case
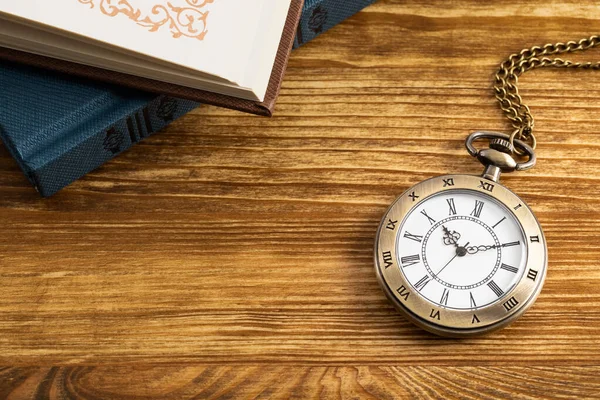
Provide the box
[374,174,547,337]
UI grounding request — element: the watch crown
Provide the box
[489,138,513,154]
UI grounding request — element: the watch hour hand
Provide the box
[442,225,461,247]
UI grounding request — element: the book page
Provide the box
[0,0,277,86]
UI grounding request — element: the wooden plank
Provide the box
[2,366,600,399]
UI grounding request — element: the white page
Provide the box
[0,32,264,100]
[0,0,268,85]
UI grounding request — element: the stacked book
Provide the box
[0,0,377,197]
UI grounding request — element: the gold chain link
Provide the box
[494,35,600,152]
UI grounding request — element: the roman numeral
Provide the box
[530,235,540,243]
[472,314,480,324]
[487,280,504,297]
[492,216,506,229]
[401,254,420,267]
[382,251,394,269]
[478,180,495,192]
[414,275,432,291]
[440,288,450,306]
[403,231,423,243]
[396,285,410,301]
[443,178,455,187]
[469,292,477,308]
[500,263,518,274]
[514,203,522,211]
[420,209,436,225]
[430,309,440,320]
[470,200,484,218]
[502,241,520,248]
[447,198,457,216]
[386,219,398,231]
[503,296,519,312]
[527,269,539,281]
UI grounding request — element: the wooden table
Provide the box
[2,0,600,398]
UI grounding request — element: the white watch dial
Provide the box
[396,189,527,310]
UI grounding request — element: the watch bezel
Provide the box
[374,174,547,337]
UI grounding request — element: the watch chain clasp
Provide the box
[465,131,536,182]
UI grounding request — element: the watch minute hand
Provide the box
[466,244,498,255]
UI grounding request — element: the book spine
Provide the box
[293,0,377,48]
[31,96,199,197]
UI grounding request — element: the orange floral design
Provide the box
[77,0,214,40]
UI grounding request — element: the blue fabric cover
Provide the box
[294,0,376,47]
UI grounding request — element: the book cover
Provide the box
[0,61,199,197]
[0,0,376,197]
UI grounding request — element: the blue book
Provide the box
[0,0,376,197]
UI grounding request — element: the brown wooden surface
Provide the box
[2,0,600,398]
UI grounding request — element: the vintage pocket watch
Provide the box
[374,132,546,337]
[374,35,599,337]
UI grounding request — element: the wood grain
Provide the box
[2,0,600,397]
[2,366,600,399]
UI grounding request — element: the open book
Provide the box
[0,0,303,115]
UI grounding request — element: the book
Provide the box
[0,0,304,116]
[0,0,377,197]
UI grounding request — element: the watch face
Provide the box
[374,174,547,337]
[398,190,527,310]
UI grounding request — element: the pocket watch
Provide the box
[374,132,546,337]
[374,35,600,337]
